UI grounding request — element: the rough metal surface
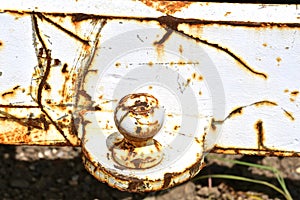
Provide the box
[0,0,300,192]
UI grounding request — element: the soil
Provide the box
[0,145,299,200]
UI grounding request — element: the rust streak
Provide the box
[1,91,14,97]
[32,13,72,144]
[36,13,89,46]
[223,100,278,121]
[255,120,267,150]
[226,106,243,119]
[157,15,268,79]
[154,29,173,45]
[5,10,300,28]
[252,100,278,107]
[0,111,48,130]
[0,105,39,108]
[283,109,295,121]
[211,146,300,157]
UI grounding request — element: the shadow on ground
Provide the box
[0,145,299,200]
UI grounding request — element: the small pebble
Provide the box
[9,179,29,189]
[3,153,9,159]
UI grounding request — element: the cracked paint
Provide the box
[1,1,300,192]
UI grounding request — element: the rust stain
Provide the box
[276,57,282,66]
[1,85,22,99]
[283,110,295,121]
[253,100,278,107]
[255,120,267,150]
[192,72,196,79]
[174,125,180,131]
[224,12,231,17]
[194,137,201,144]
[291,91,299,96]
[154,43,164,60]
[140,0,192,15]
[148,61,153,67]
[0,111,50,133]
[210,118,217,131]
[179,44,183,54]
[227,106,243,119]
[153,29,173,60]
[71,13,91,22]
[53,58,61,66]
[115,62,121,68]
[262,43,268,47]
[36,13,89,46]
[158,15,269,79]
[211,146,300,157]
[224,100,278,121]
[289,90,299,102]
[61,63,68,73]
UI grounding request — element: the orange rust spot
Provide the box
[194,137,201,144]
[154,44,164,60]
[148,85,153,90]
[174,125,180,131]
[276,57,282,66]
[0,40,3,48]
[284,110,295,121]
[178,60,185,65]
[253,100,277,107]
[115,62,121,68]
[148,61,153,67]
[291,90,299,96]
[289,90,299,102]
[192,72,196,79]
[284,89,289,93]
[262,43,268,47]
[179,45,183,54]
[140,0,192,15]
[198,91,202,96]
[227,106,243,118]
[198,75,203,81]
[224,12,231,17]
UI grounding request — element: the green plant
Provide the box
[193,155,293,200]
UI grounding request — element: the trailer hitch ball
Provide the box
[112,93,165,169]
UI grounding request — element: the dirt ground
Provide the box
[0,145,299,200]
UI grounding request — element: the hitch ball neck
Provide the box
[112,93,165,169]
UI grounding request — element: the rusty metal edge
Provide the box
[82,145,206,192]
[210,146,300,157]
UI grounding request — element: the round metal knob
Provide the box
[112,93,165,169]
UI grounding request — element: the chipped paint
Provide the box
[1,0,300,193]
[139,0,192,15]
